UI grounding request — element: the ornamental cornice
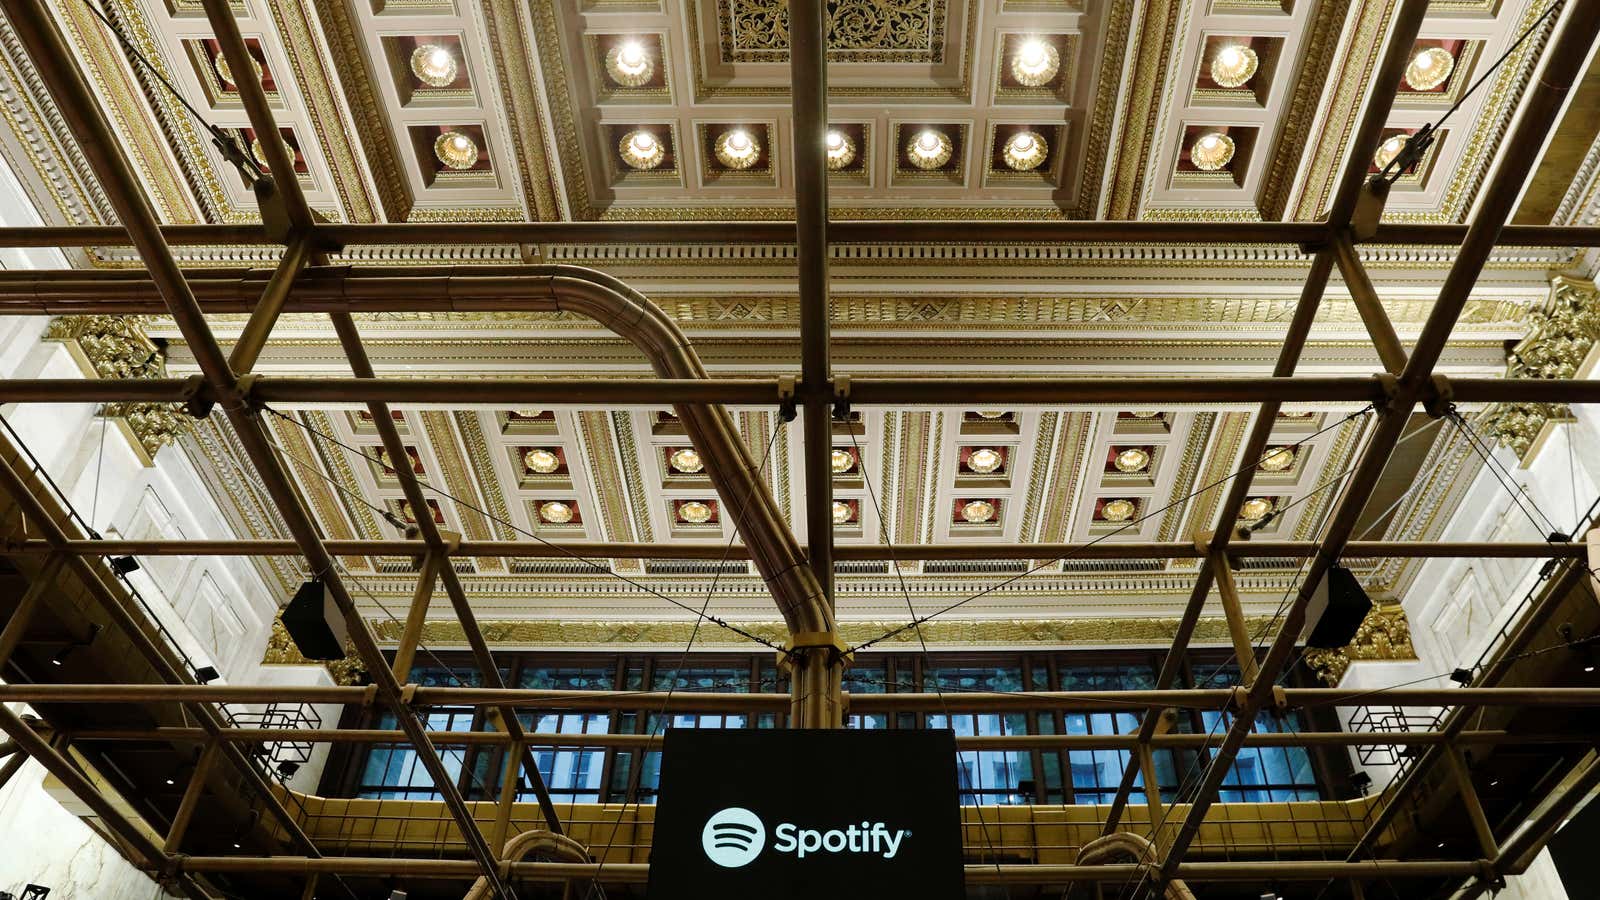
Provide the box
[366,615,1290,649]
[1301,604,1418,685]
[1489,275,1600,459]
[43,315,195,463]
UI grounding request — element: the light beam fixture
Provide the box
[619,129,667,170]
[825,129,856,170]
[434,130,480,170]
[1404,47,1455,91]
[714,128,761,169]
[1002,131,1048,171]
[1189,132,1235,171]
[906,129,952,169]
[605,39,654,86]
[1210,44,1259,88]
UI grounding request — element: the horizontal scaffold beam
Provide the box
[0,221,1597,247]
[1,684,1594,710]
[0,376,1597,406]
[3,538,1583,561]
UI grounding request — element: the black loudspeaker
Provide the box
[1303,564,1372,649]
[281,580,349,660]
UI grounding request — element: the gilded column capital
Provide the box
[43,314,194,463]
[1489,276,1600,459]
[263,619,368,686]
[1301,603,1417,685]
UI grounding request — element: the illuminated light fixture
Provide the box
[1011,37,1060,87]
[1404,46,1455,91]
[1002,131,1049,172]
[714,128,761,169]
[669,447,704,473]
[213,50,263,88]
[433,130,480,170]
[1128,411,1162,419]
[831,500,853,524]
[976,410,1008,419]
[250,132,295,171]
[538,500,575,524]
[605,39,654,87]
[1100,498,1137,522]
[678,500,714,524]
[1189,131,1235,171]
[960,499,997,523]
[1210,44,1259,88]
[514,408,546,418]
[1113,448,1151,473]
[619,129,667,170]
[906,128,953,170]
[967,448,1004,474]
[830,448,855,474]
[523,448,561,474]
[1259,446,1296,472]
[410,44,458,88]
[1373,133,1409,170]
[1240,496,1276,522]
[825,129,856,170]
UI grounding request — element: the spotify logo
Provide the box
[701,807,766,868]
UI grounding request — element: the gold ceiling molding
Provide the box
[313,0,411,221]
[480,0,562,221]
[716,0,947,63]
[1258,0,1354,220]
[56,1,200,224]
[1300,604,1417,685]
[1102,0,1185,219]
[0,18,107,229]
[1489,275,1600,459]
[175,295,1535,333]
[369,615,1293,648]
[44,316,194,464]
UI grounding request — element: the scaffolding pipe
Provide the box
[1155,1,1600,880]
[0,3,512,894]
[0,371,1596,405]
[2,221,1599,247]
[3,684,1595,709]
[7,537,1586,560]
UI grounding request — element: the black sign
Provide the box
[645,728,965,899]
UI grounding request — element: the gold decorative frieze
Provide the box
[371,615,1290,648]
[263,619,368,686]
[1301,604,1417,685]
[44,315,195,464]
[716,0,947,63]
[1489,276,1599,459]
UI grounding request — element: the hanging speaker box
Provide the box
[1303,564,1372,649]
[281,580,349,660]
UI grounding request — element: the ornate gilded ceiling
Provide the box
[4,0,1600,644]
[2,0,1595,226]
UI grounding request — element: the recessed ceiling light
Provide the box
[906,129,952,170]
[619,129,666,170]
[960,499,997,523]
[1405,47,1455,91]
[1011,37,1060,86]
[1259,446,1296,472]
[831,500,853,524]
[410,44,458,88]
[434,130,480,170]
[1189,132,1235,171]
[825,129,856,170]
[606,39,654,87]
[1100,498,1137,522]
[830,448,855,474]
[669,447,704,473]
[1211,44,1259,88]
[213,50,263,88]
[1002,131,1049,171]
[678,500,714,524]
[1114,448,1150,473]
[523,448,560,474]
[967,448,1004,474]
[1373,134,1410,170]
[1240,497,1276,522]
[538,500,574,524]
[714,128,761,169]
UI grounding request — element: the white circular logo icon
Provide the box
[701,807,766,868]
